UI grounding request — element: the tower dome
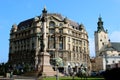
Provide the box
[11,24,17,32]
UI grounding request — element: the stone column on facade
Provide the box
[69,51,71,61]
[64,36,67,50]
[9,42,11,53]
[34,18,42,70]
[63,36,65,50]
[55,33,59,58]
[35,36,39,70]
[30,38,32,50]
[26,39,28,50]
[86,54,88,63]
[81,50,84,63]
[12,42,14,53]
[25,39,26,50]
[80,53,82,63]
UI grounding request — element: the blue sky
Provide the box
[0,0,120,63]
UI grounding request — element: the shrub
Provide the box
[103,68,120,80]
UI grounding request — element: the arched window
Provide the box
[49,21,55,28]
[49,21,55,34]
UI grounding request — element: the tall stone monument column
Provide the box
[38,7,56,76]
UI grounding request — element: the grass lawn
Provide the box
[39,76,104,80]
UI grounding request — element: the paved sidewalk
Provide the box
[0,75,38,80]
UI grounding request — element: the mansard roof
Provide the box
[105,45,116,51]
[17,12,85,31]
[18,18,34,30]
[16,7,87,32]
[101,42,120,53]
[111,42,120,52]
[47,13,64,21]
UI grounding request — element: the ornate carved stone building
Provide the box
[8,7,90,71]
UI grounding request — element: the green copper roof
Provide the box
[111,42,120,52]
[97,16,107,33]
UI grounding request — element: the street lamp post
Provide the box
[56,56,59,80]
[56,64,59,80]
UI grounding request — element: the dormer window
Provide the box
[59,23,63,27]
[72,26,74,29]
[59,29,63,34]
[118,54,120,56]
[76,27,77,30]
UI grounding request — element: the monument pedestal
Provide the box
[23,52,63,77]
[38,52,57,76]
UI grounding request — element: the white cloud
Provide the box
[109,31,120,42]
[89,38,95,57]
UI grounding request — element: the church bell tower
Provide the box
[94,16,109,57]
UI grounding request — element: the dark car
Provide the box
[90,71,98,77]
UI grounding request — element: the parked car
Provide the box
[90,71,98,77]
[98,70,105,76]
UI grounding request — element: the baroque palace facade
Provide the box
[8,7,91,72]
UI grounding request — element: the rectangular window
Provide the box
[84,41,86,46]
[31,37,35,43]
[32,43,34,49]
[68,44,70,50]
[72,39,75,43]
[84,47,86,52]
[73,46,75,51]
[68,30,71,34]
[68,37,70,42]
[79,47,81,52]
[79,40,82,45]
[59,42,63,50]
[49,29,54,34]
[59,29,63,34]
[76,46,78,52]
[49,37,55,49]
[76,40,78,44]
